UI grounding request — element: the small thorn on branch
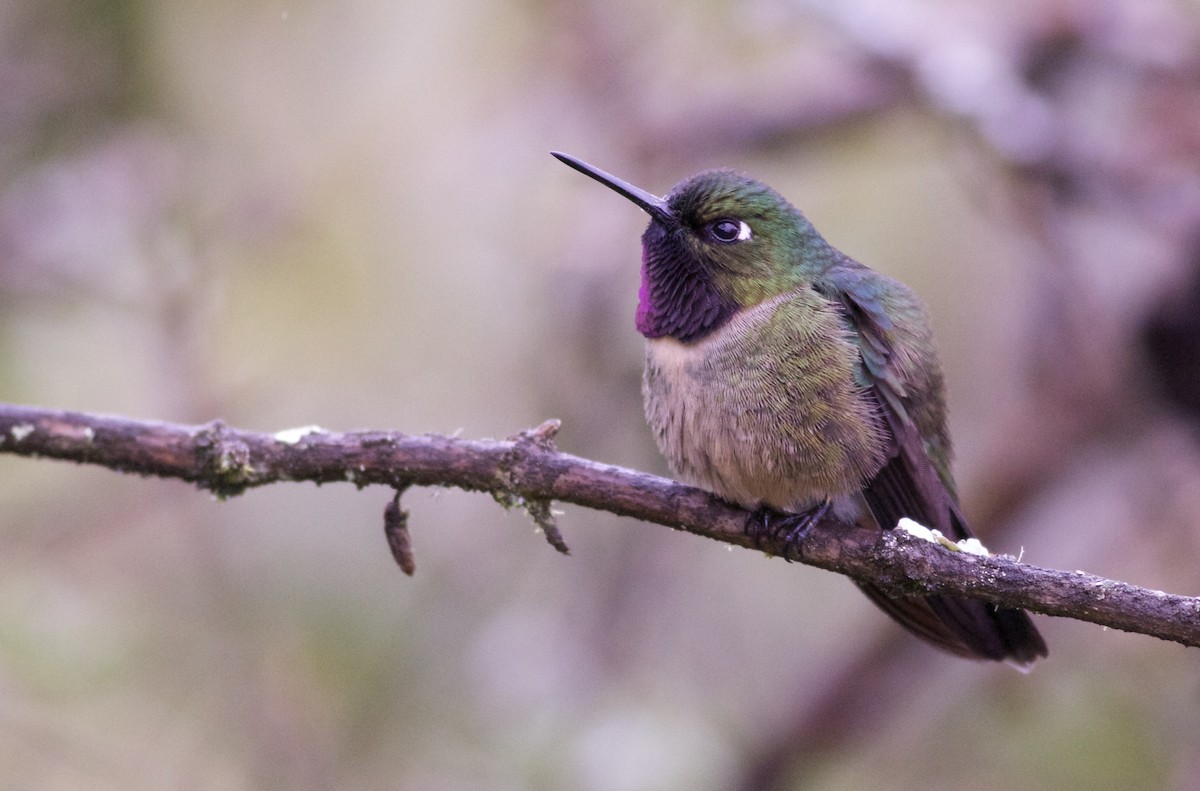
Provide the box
[527,498,570,556]
[514,418,562,450]
[384,487,415,575]
[496,419,570,554]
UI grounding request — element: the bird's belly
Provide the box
[642,306,886,512]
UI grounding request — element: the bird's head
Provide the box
[554,153,832,341]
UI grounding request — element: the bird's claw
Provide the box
[744,507,773,549]
[743,500,831,562]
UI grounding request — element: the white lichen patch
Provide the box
[274,425,323,444]
[956,538,990,556]
[10,423,35,442]
[897,518,935,542]
[896,518,990,556]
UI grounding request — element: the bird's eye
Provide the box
[709,219,751,243]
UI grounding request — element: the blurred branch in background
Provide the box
[1,403,1197,648]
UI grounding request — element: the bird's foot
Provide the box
[744,500,831,562]
[744,507,774,549]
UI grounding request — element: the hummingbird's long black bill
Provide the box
[552,152,675,226]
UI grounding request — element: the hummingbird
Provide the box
[553,152,1047,665]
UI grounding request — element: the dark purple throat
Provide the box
[635,224,738,342]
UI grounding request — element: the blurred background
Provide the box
[3,0,1200,788]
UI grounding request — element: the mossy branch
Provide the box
[1,402,1197,649]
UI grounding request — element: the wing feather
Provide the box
[826,277,1047,664]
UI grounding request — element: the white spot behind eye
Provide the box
[736,220,752,241]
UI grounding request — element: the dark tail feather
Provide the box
[857,409,1048,665]
[856,582,1047,665]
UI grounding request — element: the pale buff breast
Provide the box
[642,291,888,512]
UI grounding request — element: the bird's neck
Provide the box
[636,233,739,343]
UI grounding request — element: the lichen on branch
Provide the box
[1,402,1198,649]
